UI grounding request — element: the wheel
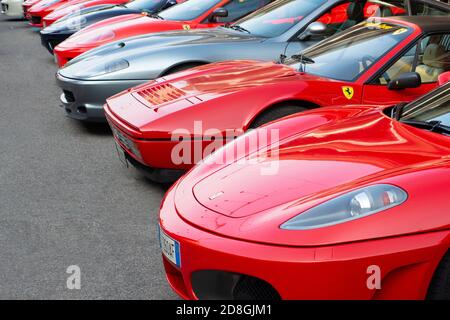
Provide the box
[163,63,205,76]
[249,105,308,129]
[427,250,450,300]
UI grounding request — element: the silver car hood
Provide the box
[59,27,266,81]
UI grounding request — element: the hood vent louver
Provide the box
[137,83,185,106]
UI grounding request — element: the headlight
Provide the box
[67,16,88,31]
[46,16,87,33]
[280,184,407,230]
[70,59,129,78]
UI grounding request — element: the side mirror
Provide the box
[298,22,327,40]
[388,72,421,90]
[209,7,228,22]
[162,0,178,10]
[438,71,450,86]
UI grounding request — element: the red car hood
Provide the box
[107,61,304,134]
[45,0,107,20]
[191,110,448,218]
[28,0,67,14]
[23,0,42,7]
[61,13,193,48]
[44,0,120,21]
[43,0,88,18]
[173,107,450,245]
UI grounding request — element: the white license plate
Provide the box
[159,226,181,267]
[114,141,128,168]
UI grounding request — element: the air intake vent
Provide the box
[137,83,185,105]
[30,15,41,25]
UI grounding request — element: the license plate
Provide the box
[114,141,128,168]
[159,226,181,267]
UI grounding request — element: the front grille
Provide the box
[137,83,185,105]
[30,15,41,25]
[233,275,281,300]
[192,270,281,300]
[63,90,75,102]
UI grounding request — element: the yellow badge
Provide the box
[364,21,393,30]
[392,28,407,35]
[182,24,191,30]
[342,86,354,100]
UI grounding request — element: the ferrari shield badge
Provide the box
[182,24,191,31]
[342,86,354,100]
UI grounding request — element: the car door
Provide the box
[362,32,450,104]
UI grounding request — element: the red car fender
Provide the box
[439,71,450,85]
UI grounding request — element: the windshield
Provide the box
[126,0,167,11]
[159,0,221,20]
[286,21,414,82]
[400,83,450,128]
[233,0,326,38]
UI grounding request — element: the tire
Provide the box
[163,63,205,76]
[249,105,308,129]
[427,250,450,300]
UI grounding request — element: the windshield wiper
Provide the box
[290,54,315,72]
[230,25,251,34]
[150,13,164,20]
[401,119,450,135]
[392,102,407,120]
[291,54,315,64]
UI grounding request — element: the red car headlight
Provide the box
[281,184,408,230]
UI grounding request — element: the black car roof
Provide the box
[387,15,450,32]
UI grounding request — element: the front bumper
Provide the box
[159,184,448,300]
[104,102,223,175]
[22,3,31,17]
[27,11,45,27]
[54,45,90,67]
[40,31,70,54]
[41,16,56,28]
[104,108,188,182]
[56,73,146,122]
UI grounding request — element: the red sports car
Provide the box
[53,0,274,66]
[22,0,42,17]
[104,16,450,182]
[41,0,129,28]
[158,78,450,300]
[26,0,72,27]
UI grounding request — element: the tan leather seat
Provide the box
[415,43,447,83]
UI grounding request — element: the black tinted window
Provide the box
[217,0,272,23]
[411,1,450,16]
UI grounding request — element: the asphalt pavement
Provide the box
[0,15,175,299]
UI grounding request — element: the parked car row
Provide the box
[3,0,450,299]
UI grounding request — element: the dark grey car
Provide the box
[56,0,450,121]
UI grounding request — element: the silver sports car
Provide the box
[56,0,450,121]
